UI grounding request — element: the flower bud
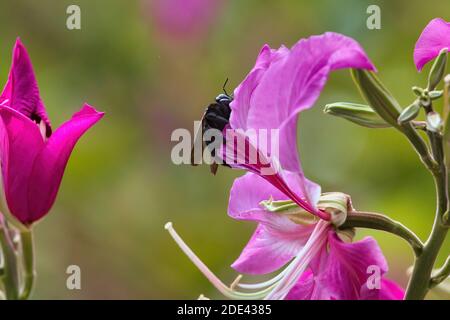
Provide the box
[317,192,352,227]
[324,102,390,128]
[412,86,424,97]
[427,111,442,132]
[351,69,403,128]
[398,100,421,124]
[428,48,448,91]
[429,90,444,100]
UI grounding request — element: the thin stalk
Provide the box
[405,125,449,299]
[19,229,35,300]
[430,255,450,288]
[0,220,19,300]
[341,211,423,256]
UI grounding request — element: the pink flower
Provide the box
[167,32,403,299]
[220,33,375,221]
[229,173,404,300]
[222,32,402,300]
[0,39,104,225]
[414,18,450,71]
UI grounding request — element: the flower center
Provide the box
[30,114,48,141]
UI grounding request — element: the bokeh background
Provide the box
[0,0,448,299]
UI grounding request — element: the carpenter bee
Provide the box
[191,79,232,175]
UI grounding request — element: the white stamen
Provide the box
[230,275,242,290]
[238,268,289,290]
[265,220,329,300]
[0,99,9,106]
[165,222,276,300]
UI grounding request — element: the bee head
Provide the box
[215,93,233,104]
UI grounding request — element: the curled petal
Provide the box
[0,39,51,135]
[227,33,373,211]
[230,32,375,173]
[0,104,103,224]
[27,104,104,222]
[414,18,450,71]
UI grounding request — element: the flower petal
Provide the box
[0,106,45,224]
[312,232,389,300]
[286,270,338,300]
[231,222,315,275]
[26,104,104,223]
[228,172,319,221]
[230,32,375,173]
[414,18,450,71]
[0,39,51,136]
[229,173,317,274]
[227,33,373,210]
[360,278,405,300]
[222,130,322,216]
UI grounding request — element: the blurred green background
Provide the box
[0,0,448,299]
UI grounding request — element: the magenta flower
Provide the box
[223,32,402,300]
[414,18,450,71]
[219,33,375,221]
[0,39,104,226]
[229,173,403,300]
[167,33,403,299]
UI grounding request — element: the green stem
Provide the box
[405,130,449,299]
[341,211,423,256]
[19,229,35,300]
[0,222,20,300]
[406,217,448,299]
[430,255,450,288]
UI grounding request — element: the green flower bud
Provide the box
[324,102,390,128]
[429,90,444,100]
[420,89,432,108]
[351,69,403,128]
[412,86,424,97]
[398,101,421,124]
[317,192,351,227]
[427,111,442,132]
[428,48,448,91]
